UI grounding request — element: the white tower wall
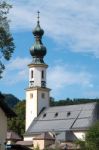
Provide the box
[26,89,37,131]
[26,64,50,131]
[29,66,47,88]
[37,90,50,114]
[25,16,50,131]
[26,87,50,130]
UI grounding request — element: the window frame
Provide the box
[41,70,44,79]
[31,70,33,79]
[41,93,45,99]
[30,93,33,99]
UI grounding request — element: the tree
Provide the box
[8,100,25,136]
[76,121,99,150]
[34,144,40,150]
[50,97,99,107]
[0,1,15,78]
[85,121,99,150]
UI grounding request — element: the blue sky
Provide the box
[1,0,99,100]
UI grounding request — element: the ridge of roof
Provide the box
[47,102,97,109]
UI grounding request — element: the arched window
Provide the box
[30,93,33,98]
[42,70,44,79]
[41,93,45,99]
[31,70,33,78]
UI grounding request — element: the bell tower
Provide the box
[26,12,50,130]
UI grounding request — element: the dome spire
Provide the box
[30,11,47,64]
[37,11,40,23]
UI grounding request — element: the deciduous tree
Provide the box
[8,100,25,136]
[0,1,15,78]
[76,121,99,150]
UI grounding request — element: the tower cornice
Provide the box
[28,63,48,68]
[25,86,51,92]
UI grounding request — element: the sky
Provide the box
[1,0,99,100]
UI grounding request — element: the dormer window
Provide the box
[54,112,58,117]
[67,111,71,117]
[43,113,46,118]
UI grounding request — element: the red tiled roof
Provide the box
[7,131,22,140]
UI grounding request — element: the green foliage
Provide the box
[76,121,99,150]
[8,100,25,137]
[0,1,15,78]
[34,144,40,150]
[44,147,61,150]
[50,97,99,106]
[4,93,20,108]
[76,140,86,150]
[85,121,99,150]
[7,94,99,139]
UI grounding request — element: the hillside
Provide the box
[3,94,20,108]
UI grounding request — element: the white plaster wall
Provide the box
[26,64,49,131]
[26,89,50,131]
[24,136,33,141]
[0,108,7,150]
[24,134,40,141]
[29,67,46,87]
[33,139,54,150]
[73,131,85,141]
[38,90,49,114]
[26,90,37,130]
[33,140,44,150]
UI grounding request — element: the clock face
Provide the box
[41,81,46,88]
[30,81,34,87]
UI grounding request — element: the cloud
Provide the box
[1,57,93,90]
[47,65,93,92]
[8,0,99,57]
[6,57,30,70]
[1,57,30,85]
[84,90,99,98]
[2,56,98,99]
[4,69,28,85]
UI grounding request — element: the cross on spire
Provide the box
[37,11,40,22]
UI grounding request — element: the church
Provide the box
[21,12,99,149]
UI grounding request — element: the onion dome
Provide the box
[30,11,47,64]
[33,20,44,37]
